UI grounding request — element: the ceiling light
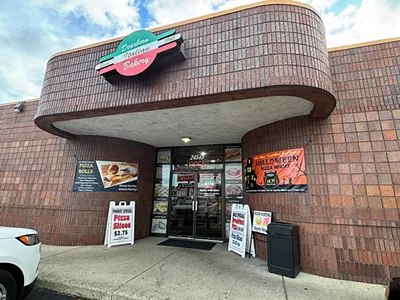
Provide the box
[200,151,207,156]
[210,160,216,163]
[181,137,191,143]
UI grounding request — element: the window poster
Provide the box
[151,150,171,235]
[225,162,243,203]
[225,146,242,162]
[224,145,243,240]
[151,216,167,234]
[157,149,171,164]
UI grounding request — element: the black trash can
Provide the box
[267,222,300,278]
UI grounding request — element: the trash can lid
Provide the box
[268,222,298,235]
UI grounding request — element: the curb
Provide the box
[37,278,155,300]
[37,278,112,300]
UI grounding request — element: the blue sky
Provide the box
[0,0,399,104]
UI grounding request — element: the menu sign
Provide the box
[252,211,272,235]
[245,148,307,193]
[73,160,139,192]
[228,204,255,258]
[104,201,135,247]
[229,210,246,256]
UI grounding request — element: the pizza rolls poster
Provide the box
[73,160,139,192]
[244,148,307,193]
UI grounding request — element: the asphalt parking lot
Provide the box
[26,288,88,300]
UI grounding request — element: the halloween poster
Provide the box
[244,148,307,193]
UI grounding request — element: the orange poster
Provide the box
[244,148,307,193]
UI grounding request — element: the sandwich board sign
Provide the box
[104,201,135,247]
[252,211,272,235]
[228,204,255,258]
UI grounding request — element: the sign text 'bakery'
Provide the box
[95,29,185,83]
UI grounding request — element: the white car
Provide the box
[0,227,41,300]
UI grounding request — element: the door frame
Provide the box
[167,170,225,241]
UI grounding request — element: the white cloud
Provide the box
[144,0,338,28]
[301,0,337,13]
[217,0,336,12]
[145,0,399,47]
[58,0,141,32]
[0,0,140,104]
[324,0,400,47]
[145,0,227,28]
[0,0,399,104]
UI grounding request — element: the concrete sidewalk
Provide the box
[37,237,385,300]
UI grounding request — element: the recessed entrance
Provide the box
[168,171,223,240]
[151,145,243,241]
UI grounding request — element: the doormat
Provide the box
[157,239,216,250]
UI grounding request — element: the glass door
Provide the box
[195,172,223,239]
[168,172,223,240]
[168,173,195,237]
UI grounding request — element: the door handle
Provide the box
[192,201,195,211]
[195,201,198,211]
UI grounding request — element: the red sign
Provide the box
[177,175,195,182]
[188,160,207,169]
[99,42,177,77]
[232,217,245,225]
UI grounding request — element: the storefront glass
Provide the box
[151,145,243,241]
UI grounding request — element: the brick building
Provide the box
[1,0,399,284]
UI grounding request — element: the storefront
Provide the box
[1,0,399,285]
[151,145,243,241]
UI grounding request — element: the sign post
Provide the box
[104,201,135,247]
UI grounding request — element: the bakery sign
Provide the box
[95,29,185,82]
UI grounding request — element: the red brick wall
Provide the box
[0,101,156,245]
[37,4,334,124]
[242,40,400,284]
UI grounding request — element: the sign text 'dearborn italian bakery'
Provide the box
[95,29,185,83]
